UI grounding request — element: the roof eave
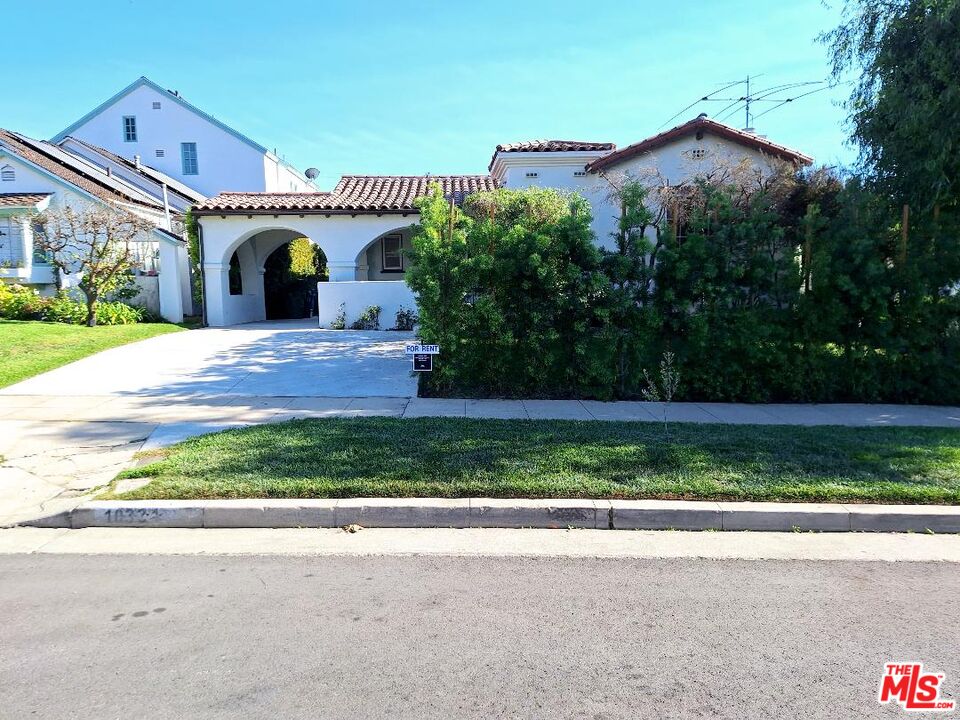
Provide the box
[192,207,422,217]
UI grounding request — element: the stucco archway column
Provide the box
[327,260,358,282]
[203,263,229,326]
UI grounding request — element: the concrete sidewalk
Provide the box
[2,394,959,427]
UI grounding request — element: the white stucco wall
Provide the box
[315,281,416,329]
[263,154,314,193]
[59,83,270,197]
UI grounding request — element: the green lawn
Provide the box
[0,320,185,388]
[111,417,960,504]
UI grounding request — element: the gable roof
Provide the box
[194,175,498,215]
[0,129,163,209]
[51,76,270,155]
[58,136,205,204]
[586,116,813,173]
[488,139,615,171]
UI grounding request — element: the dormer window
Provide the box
[0,165,14,182]
[123,116,137,142]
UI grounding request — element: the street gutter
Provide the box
[24,498,960,533]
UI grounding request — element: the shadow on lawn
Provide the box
[122,418,960,501]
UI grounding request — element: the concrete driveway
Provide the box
[1,319,418,398]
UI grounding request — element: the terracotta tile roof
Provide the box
[194,175,499,215]
[0,192,52,208]
[495,140,616,154]
[0,129,162,209]
[488,140,615,171]
[586,116,813,173]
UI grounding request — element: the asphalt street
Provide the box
[1,553,956,719]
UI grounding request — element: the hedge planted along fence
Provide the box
[405,178,960,404]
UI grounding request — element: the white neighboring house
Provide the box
[488,114,813,247]
[51,77,316,198]
[0,129,192,322]
[194,114,812,328]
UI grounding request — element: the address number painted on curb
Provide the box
[405,344,440,355]
[100,508,165,523]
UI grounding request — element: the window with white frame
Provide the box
[123,116,137,142]
[1,165,14,181]
[181,142,198,175]
[0,217,24,267]
[381,234,403,272]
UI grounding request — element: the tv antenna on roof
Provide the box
[658,75,830,131]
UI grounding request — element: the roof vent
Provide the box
[305,167,319,180]
[133,154,141,170]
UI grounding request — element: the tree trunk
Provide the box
[85,295,98,327]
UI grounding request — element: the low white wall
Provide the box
[127,275,161,316]
[316,281,416,329]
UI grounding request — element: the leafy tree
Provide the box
[263,238,327,319]
[407,185,610,397]
[652,181,804,401]
[822,0,960,213]
[598,178,662,395]
[405,186,472,394]
[33,203,154,326]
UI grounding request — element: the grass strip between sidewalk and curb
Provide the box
[0,320,185,389]
[107,417,960,504]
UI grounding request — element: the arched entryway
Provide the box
[216,227,328,325]
[263,239,328,320]
[355,226,415,280]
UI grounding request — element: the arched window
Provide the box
[228,251,243,295]
[0,165,14,182]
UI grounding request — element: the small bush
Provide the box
[393,306,418,331]
[44,293,87,324]
[330,303,346,330]
[350,305,381,331]
[94,301,144,325]
[0,284,50,320]
[0,284,146,326]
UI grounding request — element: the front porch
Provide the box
[196,211,418,328]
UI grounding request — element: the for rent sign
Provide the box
[405,344,440,355]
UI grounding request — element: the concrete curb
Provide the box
[55,498,960,533]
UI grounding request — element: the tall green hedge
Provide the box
[406,181,960,404]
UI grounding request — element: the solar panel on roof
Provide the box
[11,133,163,208]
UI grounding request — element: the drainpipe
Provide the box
[197,220,207,327]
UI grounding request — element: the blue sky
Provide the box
[7,1,853,187]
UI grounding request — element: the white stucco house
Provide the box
[0,128,192,322]
[194,114,812,328]
[51,77,315,198]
